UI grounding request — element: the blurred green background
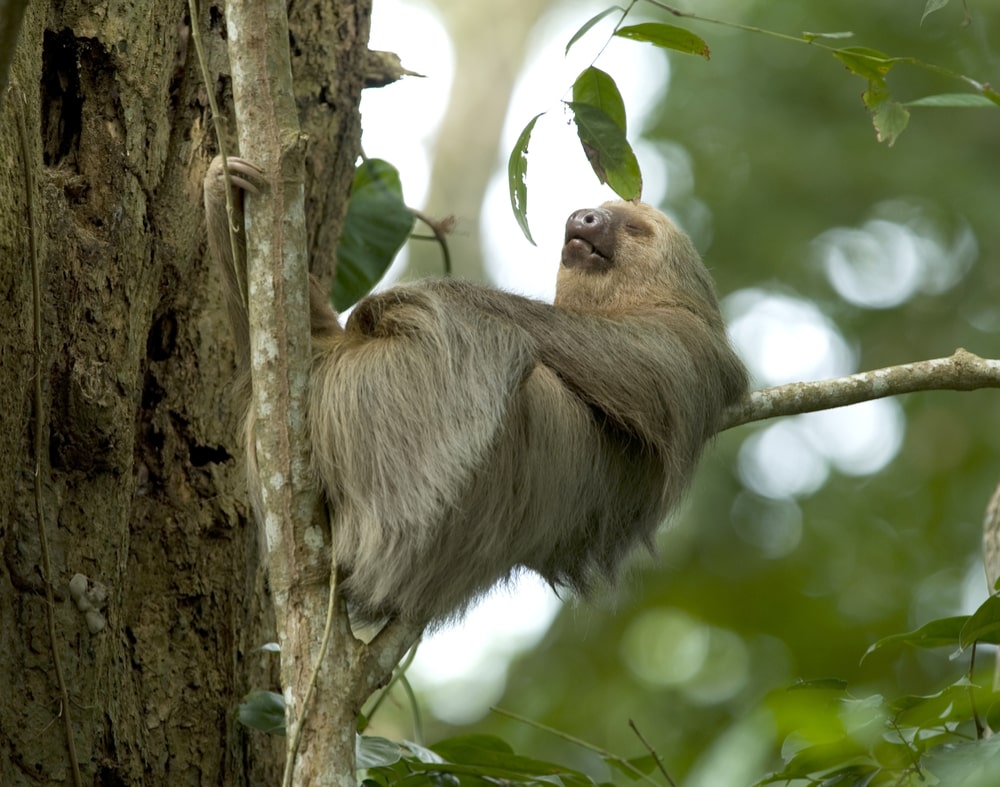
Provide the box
[362,1,1000,782]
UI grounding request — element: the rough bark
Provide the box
[0,0,366,781]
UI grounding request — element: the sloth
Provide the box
[204,156,748,627]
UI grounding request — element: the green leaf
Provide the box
[888,682,978,730]
[921,0,951,24]
[960,594,1000,648]
[236,690,285,736]
[615,23,710,59]
[572,67,627,132]
[412,734,595,785]
[566,101,642,200]
[769,739,871,781]
[906,93,996,108]
[565,6,624,55]
[357,736,403,770]
[334,159,413,310]
[920,736,1000,784]
[507,113,543,245]
[755,762,878,787]
[606,753,657,777]
[401,740,446,764]
[839,695,887,750]
[869,95,910,146]
[862,615,968,661]
[860,78,909,146]
[432,734,515,760]
[833,47,897,81]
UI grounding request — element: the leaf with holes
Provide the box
[507,112,543,245]
[863,79,909,146]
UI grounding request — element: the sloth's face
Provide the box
[555,200,716,317]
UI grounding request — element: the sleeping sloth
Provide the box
[205,157,748,626]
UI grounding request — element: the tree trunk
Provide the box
[0,0,368,782]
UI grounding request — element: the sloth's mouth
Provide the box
[562,237,612,270]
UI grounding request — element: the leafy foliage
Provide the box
[741,597,1000,783]
[366,604,1000,784]
[507,0,1000,238]
[488,4,1000,785]
[351,598,1000,784]
[229,594,1000,782]
[832,48,909,145]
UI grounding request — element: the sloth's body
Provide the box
[205,157,748,626]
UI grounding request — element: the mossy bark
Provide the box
[0,0,367,781]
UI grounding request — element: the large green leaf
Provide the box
[572,67,627,132]
[566,101,642,200]
[862,615,968,661]
[333,158,413,310]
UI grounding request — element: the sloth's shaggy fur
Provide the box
[205,157,748,627]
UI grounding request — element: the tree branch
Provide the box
[721,348,1000,431]
[222,0,330,782]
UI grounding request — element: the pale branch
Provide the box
[357,619,423,707]
[982,480,1000,687]
[721,348,1000,431]
[222,0,329,783]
